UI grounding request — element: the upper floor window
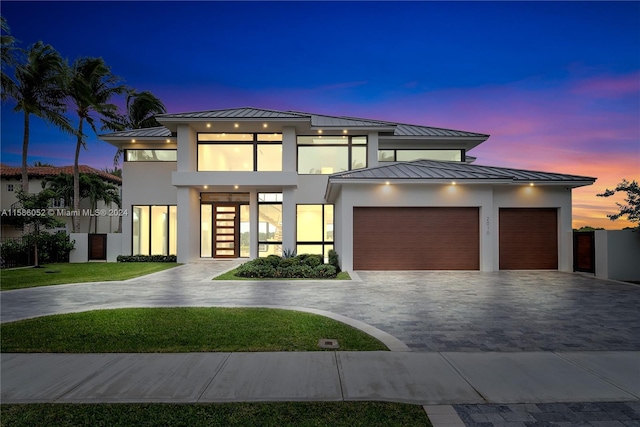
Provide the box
[378,149,464,163]
[297,135,367,174]
[198,133,282,172]
[7,184,14,192]
[125,150,177,162]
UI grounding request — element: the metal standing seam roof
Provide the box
[100,127,173,138]
[101,107,489,139]
[156,107,310,120]
[329,160,596,183]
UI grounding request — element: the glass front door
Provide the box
[213,205,238,258]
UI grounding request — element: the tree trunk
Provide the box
[73,119,83,233]
[21,111,30,194]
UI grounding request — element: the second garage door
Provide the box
[353,207,479,270]
[499,208,558,270]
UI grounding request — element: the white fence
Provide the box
[69,233,122,263]
[594,230,640,281]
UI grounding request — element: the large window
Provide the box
[132,205,177,256]
[126,150,177,161]
[258,193,283,257]
[296,204,334,260]
[378,149,464,162]
[198,133,282,171]
[297,136,366,174]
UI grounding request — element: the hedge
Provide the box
[117,255,177,262]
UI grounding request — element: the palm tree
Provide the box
[103,90,166,165]
[3,41,73,194]
[65,57,125,232]
[83,174,121,233]
[1,16,17,101]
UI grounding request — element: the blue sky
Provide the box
[1,1,639,228]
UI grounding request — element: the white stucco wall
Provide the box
[69,233,88,263]
[595,230,640,281]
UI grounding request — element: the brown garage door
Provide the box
[353,207,479,270]
[499,208,557,270]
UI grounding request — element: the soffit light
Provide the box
[234,185,239,189]
[343,130,348,134]
[131,139,136,143]
[263,123,268,128]
[234,123,239,128]
[529,183,535,186]
[318,130,323,134]
[206,123,211,128]
[204,185,208,189]
[451,181,457,186]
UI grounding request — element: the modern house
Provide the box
[0,165,122,239]
[100,107,595,271]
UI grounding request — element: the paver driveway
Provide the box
[2,263,639,352]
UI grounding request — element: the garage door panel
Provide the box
[353,207,479,270]
[499,208,558,270]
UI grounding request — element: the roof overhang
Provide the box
[324,177,596,202]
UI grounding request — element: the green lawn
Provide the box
[0,307,388,352]
[214,267,351,280]
[0,262,179,291]
[0,402,432,427]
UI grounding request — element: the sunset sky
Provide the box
[1,1,638,229]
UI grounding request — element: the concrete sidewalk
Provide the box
[2,351,638,405]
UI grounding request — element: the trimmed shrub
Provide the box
[302,254,322,268]
[315,264,337,278]
[117,255,177,262]
[279,265,315,278]
[328,249,341,272]
[278,257,300,269]
[235,263,276,278]
[265,255,282,267]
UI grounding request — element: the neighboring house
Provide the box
[0,165,122,239]
[100,107,595,271]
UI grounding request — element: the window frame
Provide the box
[197,133,283,172]
[378,149,466,163]
[296,135,368,174]
[131,204,177,256]
[296,204,334,259]
[124,149,177,162]
[257,192,283,257]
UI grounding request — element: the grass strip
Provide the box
[1,262,179,291]
[0,307,388,352]
[0,402,432,427]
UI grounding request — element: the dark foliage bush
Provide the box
[278,257,300,269]
[1,232,74,268]
[265,255,282,267]
[328,249,341,272]
[314,264,337,278]
[301,254,322,268]
[235,263,276,278]
[233,252,341,279]
[117,255,177,262]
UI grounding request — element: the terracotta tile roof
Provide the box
[0,164,122,185]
